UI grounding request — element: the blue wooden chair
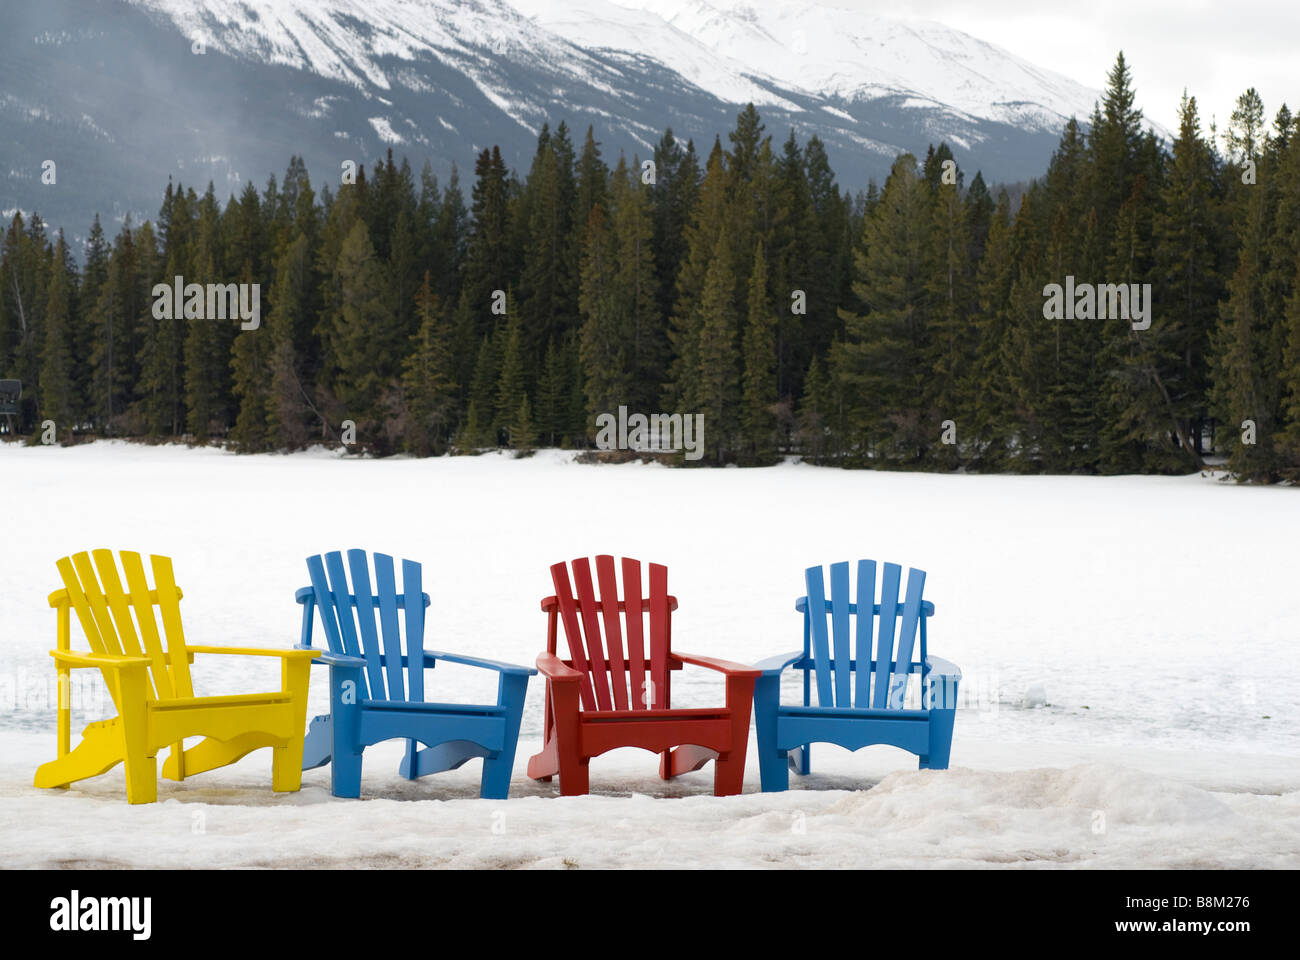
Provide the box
[295,549,535,799]
[753,560,960,791]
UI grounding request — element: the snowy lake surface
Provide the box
[1,442,1297,867]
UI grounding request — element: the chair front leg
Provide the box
[713,672,757,797]
[753,674,788,792]
[329,663,364,798]
[480,671,529,800]
[273,654,313,791]
[549,680,587,797]
[116,666,158,805]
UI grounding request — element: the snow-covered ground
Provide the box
[2,442,1297,868]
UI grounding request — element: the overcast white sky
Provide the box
[821,0,1299,135]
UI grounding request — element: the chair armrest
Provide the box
[186,645,320,660]
[925,656,961,679]
[672,651,761,677]
[424,650,535,676]
[536,652,583,682]
[307,649,367,668]
[50,649,152,670]
[753,650,805,677]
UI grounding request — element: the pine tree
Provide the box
[770,130,815,398]
[610,158,663,410]
[454,398,488,452]
[495,297,529,445]
[466,331,501,444]
[40,233,77,438]
[833,153,931,465]
[432,165,467,306]
[666,139,729,411]
[521,135,576,364]
[1002,191,1051,472]
[740,241,778,464]
[139,185,194,436]
[266,232,313,449]
[578,204,629,423]
[183,184,229,441]
[970,190,1015,469]
[534,338,567,447]
[1276,253,1300,478]
[695,249,740,464]
[651,130,699,322]
[401,273,457,455]
[925,165,973,469]
[322,218,397,449]
[229,261,272,451]
[1211,248,1274,479]
[796,354,828,463]
[462,147,513,345]
[509,394,536,453]
[1153,92,1223,462]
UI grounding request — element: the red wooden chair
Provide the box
[527,555,760,796]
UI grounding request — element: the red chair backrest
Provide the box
[544,556,677,712]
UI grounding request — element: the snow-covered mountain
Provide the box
[508,0,1098,134]
[4,0,1108,235]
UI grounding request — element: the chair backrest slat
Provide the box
[871,563,902,709]
[647,562,670,710]
[595,555,630,710]
[92,550,146,661]
[306,554,349,662]
[571,558,614,710]
[69,553,123,658]
[887,569,926,710]
[853,559,877,708]
[367,552,405,702]
[325,550,384,699]
[804,565,835,707]
[56,556,109,661]
[402,559,424,702]
[549,561,599,711]
[343,550,386,700]
[149,555,195,698]
[120,551,175,700]
[622,557,648,710]
[829,561,852,708]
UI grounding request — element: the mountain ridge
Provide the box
[4,0,1124,237]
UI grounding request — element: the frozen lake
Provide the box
[1,442,1297,867]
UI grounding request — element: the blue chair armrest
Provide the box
[754,650,805,677]
[295,586,314,605]
[424,650,536,676]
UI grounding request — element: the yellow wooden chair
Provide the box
[34,549,319,804]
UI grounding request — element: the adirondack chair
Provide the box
[295,550,535,799]
[753,561,961,791]
[34,550,318,804]
[527,555,760,796]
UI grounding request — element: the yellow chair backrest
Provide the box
[53,550,195,704]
